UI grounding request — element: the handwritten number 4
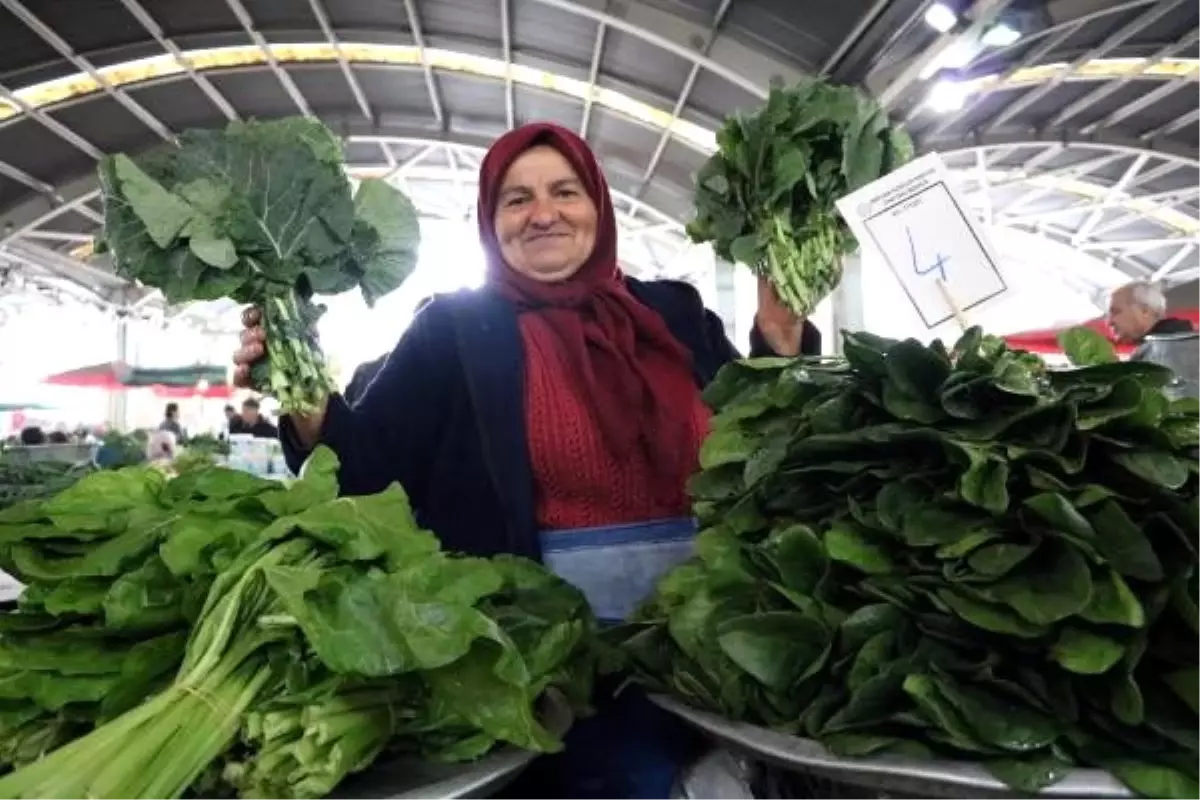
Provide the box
[906,226,949,283]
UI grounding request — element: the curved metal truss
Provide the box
[943,141,1198,285]
[900,0,1198,141]
[0,0,1195,322]
[0,134,704,318]
[891,0,1199,286]
[348,138,708,282]
[3,132,1194,327]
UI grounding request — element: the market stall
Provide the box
[0,0,1196,797]
[0,449,598,796]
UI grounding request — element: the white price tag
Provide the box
[836,153,1008,329]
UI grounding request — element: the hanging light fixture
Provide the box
[924,2,959,33]
[981,22,1022,47]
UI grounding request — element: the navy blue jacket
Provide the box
[284,278,820,560]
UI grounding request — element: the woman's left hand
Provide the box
[755,276,805,356]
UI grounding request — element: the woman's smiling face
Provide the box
[492,145,598,283]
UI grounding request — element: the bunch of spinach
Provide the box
[612,327,1198,798]
[0,448,599,799]
[0,461,281,772]
[686,79,913,316]
[96,118,421,414]
[214,553,596,799]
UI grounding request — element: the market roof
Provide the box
[909,0,1199,296]
[0,0,1196,314]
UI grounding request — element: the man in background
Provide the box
[1108,281,1195,361]
[229,398,278,439]
[222,404,242,439]
[158,403,187,443]
[18,426,46,446]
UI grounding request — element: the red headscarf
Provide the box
[476,122,698,484]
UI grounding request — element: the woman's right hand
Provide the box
[231,306,265,389]
[232,306,327,447]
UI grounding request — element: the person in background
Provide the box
[146,429,177,463]
[47,431,69,444]
[18,426,46,446]
[1108,281,1195,359]
[158,403,187,443]
[220,404,243,441]
[231,121,820,799]
[230,398,279,439]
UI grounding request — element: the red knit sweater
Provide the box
[519,314,711,530]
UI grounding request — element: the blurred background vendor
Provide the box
[1108,281,1196,358]
[228,398,279,439]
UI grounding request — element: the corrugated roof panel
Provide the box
[511,0,597,69]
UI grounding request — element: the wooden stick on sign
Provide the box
[935,278,969,332]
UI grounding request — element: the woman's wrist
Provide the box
[754,315,803,357]
[284,396,329,449]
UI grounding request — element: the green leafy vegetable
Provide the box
[0,461,269,774]
[613,325,1198,798]
[0,457,94,513]
[0,450,598,798]
[686,79,913,316]
[96,118,421,414]
[1058,326,1119,366]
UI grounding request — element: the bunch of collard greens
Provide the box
[612,327,1198,798]
[96,118,420,415]
[0,449,598,798]
[686,79,913,316]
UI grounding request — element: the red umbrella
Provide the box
[44,362,229,390]
[1004,309,1200,356]
[43,361,133,389]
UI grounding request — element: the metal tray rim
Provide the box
[651,694,1132,798]
[340,746,537,800]
[338,691,574,799]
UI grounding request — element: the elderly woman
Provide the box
[233,122,819,798]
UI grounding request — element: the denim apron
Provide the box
[502,517,703,799]
[539,518,695,625]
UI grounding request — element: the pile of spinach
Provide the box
[612,327,1198,798]
[0,457,94,512]
[686,79,913,316]
[0,450,598,798]
[96,118,421,415]
[0,462,262,772]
